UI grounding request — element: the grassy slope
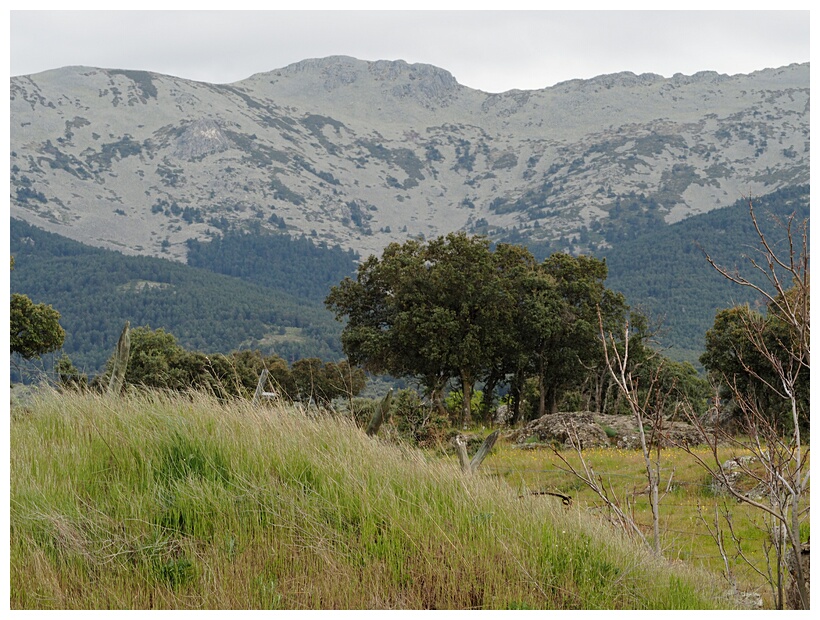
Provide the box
[488,441,785,604]
[10,391,731,610]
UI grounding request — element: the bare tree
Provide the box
[552,309,669,555]
[597,310,666,555]
[686,197,809,609]
[551,422,652,549]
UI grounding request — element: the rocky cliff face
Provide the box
[10,57,809,261]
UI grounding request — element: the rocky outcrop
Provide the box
[507,412,609,449]
[505,410,705,450]
[173,119,231,160]
[709,455,768,500]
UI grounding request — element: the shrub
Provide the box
[444,389,483,421]
[391,389,449,447]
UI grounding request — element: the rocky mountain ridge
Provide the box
[10,57,809,261]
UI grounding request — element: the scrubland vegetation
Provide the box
[489,440,809,607]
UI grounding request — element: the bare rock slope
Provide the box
[10,57,809,261]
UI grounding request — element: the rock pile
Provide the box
[505,411,705,450]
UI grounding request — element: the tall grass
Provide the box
[10,390,733,609]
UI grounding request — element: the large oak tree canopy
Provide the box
[325,232,636,425]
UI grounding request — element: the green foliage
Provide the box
[558,390,587,412]
[10,292,66,360]
[327,233,646,425]
[90,326,365,406]
[444,389,483,419]
[290,357,366,406]
[55,354,88,390]
[10,218,344,375]
[389,389,449,448]
[327,232,529,426]
[536,252,632,416]
[185,226,358,302]
[700,298,809,433]
[343,397,381,429]
[602,184,810,365]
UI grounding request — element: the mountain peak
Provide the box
[10,58,809,264]
[244,56,461,108]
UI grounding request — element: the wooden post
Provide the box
[454,435,471,473]
[470,430,499,472]
[455,430,499,474]
[366,388,393,436]
[107,321,130,395]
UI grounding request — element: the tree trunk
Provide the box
[461,374,473,428]
[481,376,498,423]
[537,358,547,418]
[549,387,559,414]
[430,386,450,422]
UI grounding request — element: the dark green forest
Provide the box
[185,223,359,302]
[9,184,809,380]
[10,219,346,376]
[600,185,809,366]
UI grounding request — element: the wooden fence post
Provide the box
[107,321,130,395]
[454,435,471,473]
[470,430,499,472]
[455,430,499,474]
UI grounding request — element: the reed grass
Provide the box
[10,390,733,609]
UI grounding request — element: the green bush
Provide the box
[558,389,586,412]
[444,389,483,421]
[391,389,449,447]
[344,397,380,429]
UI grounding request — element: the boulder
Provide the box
[493,404,512,426]
[709,455,768,500]
[505,411,706,451]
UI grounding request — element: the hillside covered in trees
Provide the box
[10,218,345,375]
[600,185,809,365]
[9,185,809,384]
[185,223,359,302]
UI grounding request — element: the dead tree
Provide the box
[686,197,810,609]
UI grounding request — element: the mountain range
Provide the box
[10,57,809,262]
[9,58,811,375]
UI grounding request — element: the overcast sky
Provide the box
[8,9,811,93]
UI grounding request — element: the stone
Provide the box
[508,411,609,449]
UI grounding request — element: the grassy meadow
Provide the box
[483,441,806,606]
[9,389,734,610]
